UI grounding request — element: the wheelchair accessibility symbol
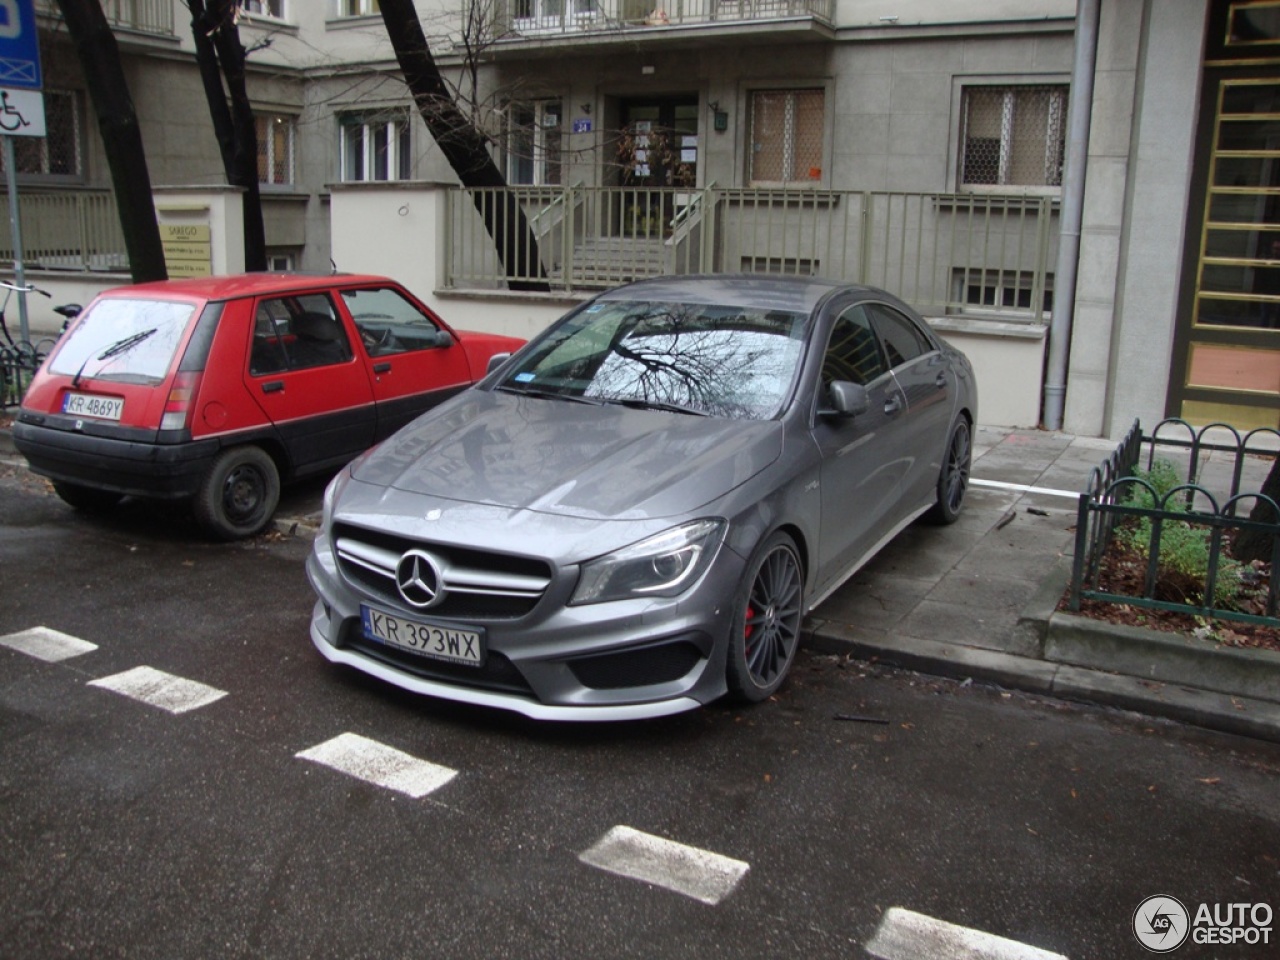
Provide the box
[0,89,28,132]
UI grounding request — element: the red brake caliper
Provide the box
[743,605,755,645]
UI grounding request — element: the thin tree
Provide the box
[54,0,166,282]
[184,0,267,271]
[378,0,548,292]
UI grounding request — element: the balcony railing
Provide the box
[37,0,175,36]
[494,0,832,38]
[0,190,128,273]
[446,186,1058,322]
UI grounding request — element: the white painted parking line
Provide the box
[295,732,457,799]
[0,626,98,662]
[971,478,1081,500]
[578,825,750,906]
[866,907,1069,960]
[87,666,227,714]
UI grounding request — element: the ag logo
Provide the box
[1133,895,1190,953]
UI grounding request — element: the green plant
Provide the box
[1118,459,1244,608]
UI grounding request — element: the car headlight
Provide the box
[570,519,726,605]
[321,467,350,532]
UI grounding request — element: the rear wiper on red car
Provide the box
[72,327,158,388]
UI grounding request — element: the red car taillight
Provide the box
[161,371,201,430]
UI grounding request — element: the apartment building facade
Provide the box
[9,0,1277,436]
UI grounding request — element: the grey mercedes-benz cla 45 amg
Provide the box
[307,275,976,720]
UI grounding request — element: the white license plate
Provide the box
[360,605,485,667]
[62,392,124,422]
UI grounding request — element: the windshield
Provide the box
[499,299,810,420]
[49,298,197,384]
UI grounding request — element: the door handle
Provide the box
[935,372,948,389]
[261,380,284,394]
[373,362,392,374]
[884,394,903,415]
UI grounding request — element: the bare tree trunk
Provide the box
[186,0,267,272]
[378,0,549,292]
[54,0,166,283]
[1232,456,1280,564]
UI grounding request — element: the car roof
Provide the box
[100,272,396,301]
[595,274,874,315]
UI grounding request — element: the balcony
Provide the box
[489,0,833,49]
[37,0,175,37]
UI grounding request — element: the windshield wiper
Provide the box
[73,327,158,388]
[97,327,157,361]
[496,383,601,405]
[602,396,710,417]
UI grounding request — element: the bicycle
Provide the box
[0,280,80,408]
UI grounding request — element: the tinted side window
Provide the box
[822,304,887,387]
[869,304,932,369]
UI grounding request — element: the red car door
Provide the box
[242,291,377,472]
[336,284,475,439]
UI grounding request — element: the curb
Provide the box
[807,557,1280,744]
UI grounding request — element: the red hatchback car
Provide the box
[13,273,524,538]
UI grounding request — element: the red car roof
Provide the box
[101,272,397,301]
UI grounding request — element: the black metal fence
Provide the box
[0,336,53,409]
[1070,418,1280,627]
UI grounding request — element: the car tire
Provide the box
[925,416,972,525]
[726,531,804,703]
[52,481,124,513]
[193,446,280,541]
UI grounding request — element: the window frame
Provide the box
[949,76,1070,196]
[335,0,379,15]
[338,109,412,183]
[742,81,832,189]
[3,88,84,184]
[504,99,563,186]
[255,111,296,188]
[241,0,286,17]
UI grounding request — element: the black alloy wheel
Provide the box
[927,417,971,524]
[727,532,804,702]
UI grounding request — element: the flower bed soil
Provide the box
[1058,535,1280,655]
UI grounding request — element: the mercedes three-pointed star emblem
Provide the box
[395,549,445,609]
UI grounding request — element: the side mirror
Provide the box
[824,380,869,418]
[486,352,512,375]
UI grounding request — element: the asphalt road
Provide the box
[2,468,1278,960]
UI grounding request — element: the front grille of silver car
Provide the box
[333,523,553,620]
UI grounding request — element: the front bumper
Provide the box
[12,418,219,499]
[305,529,747,722]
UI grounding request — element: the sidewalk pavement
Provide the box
[3,420,1278,740]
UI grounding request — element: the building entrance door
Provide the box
[1174,3,1280,429]
[614,96,699,238]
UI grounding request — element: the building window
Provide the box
[748,88,824,187]
[1,89,83,181]
[240,0,285,16]
[256,113,295,186]
[336,0,378,14]
[506,101,562,186]
[951,268,1054,320]
[339,111,411,182]
[959,85,1067,189]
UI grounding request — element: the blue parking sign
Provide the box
[0,0,42,90]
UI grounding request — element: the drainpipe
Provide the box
[1043,0,1100,431]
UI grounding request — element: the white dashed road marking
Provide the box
[866,907,1069,960]
[1,626,98,662]
[295,732,458,799]
[578,825,750,906]
[87,666,228,714]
